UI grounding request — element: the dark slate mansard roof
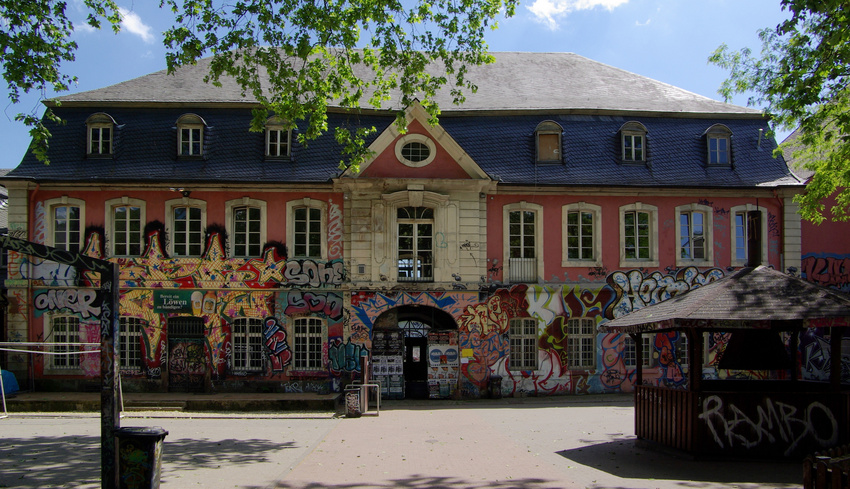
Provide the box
[4,52,803,189]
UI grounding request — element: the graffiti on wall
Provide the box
[33,289,102,318]
[698,395,838,457]
[328,338,370,373]
[802,254,850,292]
[263,316,292,372]
[284,291,344,320]
[327,199,343,260]
[606,267,724,319]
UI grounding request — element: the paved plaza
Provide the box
[0,394,801,489]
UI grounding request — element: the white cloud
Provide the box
[527,0,630,30]
[119,8,155,44]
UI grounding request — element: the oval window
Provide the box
[402,141,430,163]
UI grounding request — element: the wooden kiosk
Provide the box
[603,266,850,459]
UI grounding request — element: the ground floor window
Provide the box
[119,317,145,371]
[568,318,596,369]
[50,315,81,370]
[293,317,325,370]
[232,317,264,372]
[509,318,538,370]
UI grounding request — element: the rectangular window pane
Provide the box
[509,318,537,370]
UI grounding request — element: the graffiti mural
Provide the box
[284,291,344,321]
[33,289,102,318]
[328,338,370,373]
[802,254,850,292]
[263,317,292,372]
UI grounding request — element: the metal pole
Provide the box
[101,263,120,488]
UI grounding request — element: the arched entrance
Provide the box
[373,305,458,399]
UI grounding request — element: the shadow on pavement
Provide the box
[379,394,634,412]
[557,439,801,487]
[270,476,563,489]
[0,434,299,488]
[0,435,101,488]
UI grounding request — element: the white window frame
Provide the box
[119,316,144,371]
[674,203,714,267]
[105,197,146,258]
[266,117,292,158]
[567,317,596,370]
[535,120,563,164]
[165,197,207,257]
[176,113,206,157]
[619,121,647,163]
[86,113,115,157]
[225,198,267,258]
[730,204,769,267]
[619,202,659,268]
[397,206,434,282]
[705,124,733,166]
[44,196,85,253]
[394,133,436,168]
[46,315,82,372]
[292,317,326,371]
[286,198,327,259]
[508,317,538,370]
[625,335,658,368]
[231,317,265,373]
[503,201,544,283]
[561,202,602,267]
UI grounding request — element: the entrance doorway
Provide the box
[373,305,458,400]
[167,317,206,393]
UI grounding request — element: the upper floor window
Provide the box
[105,197,145,257]
[504,202,544,283]
[619,121,647,163]
[704,124,733,166]
[231,317,264,372]
[509,317,538,370]
[292,317,325,371]
[675,203,714,267]
[86,113,115,157]
[397,206,434,282]
[619,202,658,268]
[165,198,207,257]
[266,117,291,159]
[45,197,85,253]
[562,202,602,267]
[286,198,327,259]
[535,120,563,164]
[119,316,145,371]
[226,198,267,258]
[395,134,436,168]
[176,114,206,157]
[568,318,596,369]
[730,204,768,267]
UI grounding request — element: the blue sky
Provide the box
[1,0,791,168]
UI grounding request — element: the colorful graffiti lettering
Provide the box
[263,317,292,372]
[802,254,850,292]
[606,267,724,318]
[327,200,343,260]
[328,338,369,373]
[33,289,102,318]
[284,291,344,321]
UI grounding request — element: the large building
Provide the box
[2,52,837,399]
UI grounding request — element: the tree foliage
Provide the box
[1,0,516,169]
[709,0,850,223]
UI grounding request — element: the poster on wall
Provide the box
[153,290,216,314]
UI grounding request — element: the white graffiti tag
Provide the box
[698,395,838,456]
[35,289,101,318]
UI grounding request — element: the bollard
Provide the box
[114,426,169,489]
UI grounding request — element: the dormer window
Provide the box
[535,121,563,164]
[176,114,206,157]
[704,124,732,166]
[619,121,647,163]
[266,116,291,159]
[86,113,115,157]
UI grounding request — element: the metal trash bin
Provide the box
[488,375,502,399]
[345,387,361,418]
[115,426,169,489]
